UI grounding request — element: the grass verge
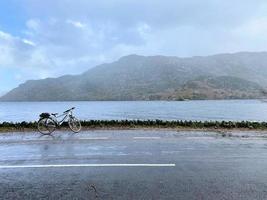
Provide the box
[0,120,267,132]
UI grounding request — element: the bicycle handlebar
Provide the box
[64,107,75,113]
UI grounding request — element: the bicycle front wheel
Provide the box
[38,118,56,135]
[68,117,81,133]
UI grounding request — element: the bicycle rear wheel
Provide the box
[38,118,56,135]
[68,117,81,133]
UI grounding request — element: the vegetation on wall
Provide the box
[1,120,267,132]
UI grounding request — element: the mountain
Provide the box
[158,76,265,100]
[1,52,267,101]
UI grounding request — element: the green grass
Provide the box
[1,120,267,132]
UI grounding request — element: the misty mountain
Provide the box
[1,52,267,101]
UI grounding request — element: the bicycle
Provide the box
[37,107,81,135]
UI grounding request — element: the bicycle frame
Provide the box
[51,110,73,126]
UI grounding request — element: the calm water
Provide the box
[0,100,267,122]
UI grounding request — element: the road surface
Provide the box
[0,129,267,199]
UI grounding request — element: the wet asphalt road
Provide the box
[1,130,267,199]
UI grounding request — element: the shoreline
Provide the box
[1,120,267,133]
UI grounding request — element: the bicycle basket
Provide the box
[39,113,50,118]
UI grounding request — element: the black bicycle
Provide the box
[37,107,81,135]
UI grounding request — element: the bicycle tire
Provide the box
[68,116,81,133]
[37,117,56,135]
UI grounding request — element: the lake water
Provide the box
[0,100,267,122]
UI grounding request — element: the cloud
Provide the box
[22,39,36,46]
[0,31,13,40]
[66,19,86,29]
[26,19,40,31]
[0,30,37,68]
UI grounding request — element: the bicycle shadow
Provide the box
[37,130,79,141]
[37,133,58,140]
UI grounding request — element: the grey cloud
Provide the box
[25,0,266,29]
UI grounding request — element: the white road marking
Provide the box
[0,163,175,169]
[133,137,161,139]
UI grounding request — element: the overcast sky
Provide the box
[1,0,267,94]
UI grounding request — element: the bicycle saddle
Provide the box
[51,113,58,116]
[39,113,50,118]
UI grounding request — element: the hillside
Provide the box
[1,52,267,101]
[160,76,265,100]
